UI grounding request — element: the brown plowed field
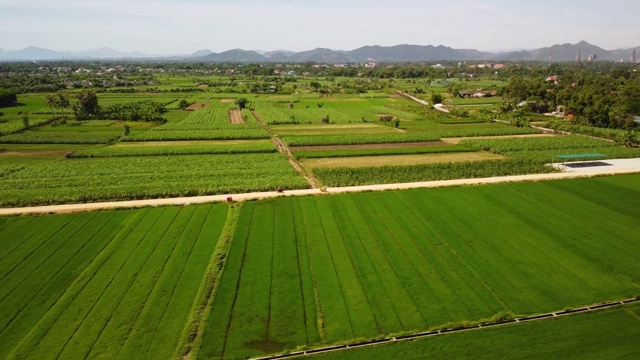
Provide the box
[229,110,246,124]
[186,103,209,111]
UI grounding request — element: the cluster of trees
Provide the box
[0,88,18,107]
[502,67,640,128]
[45,90,166,122]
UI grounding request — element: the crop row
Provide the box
[123,129,269,141]
[0,205,228,359]
[313,158,555,186]
[460,135,617,153]
[70,140,276,158]
[195,175,640,358]
[283,127,540,146]
[292,144,473,159]
[0,153,308,207]
[283,133,442,146]
[247,101,277,109]
[183,107,233,125]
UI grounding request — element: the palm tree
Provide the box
[56,94,70,119]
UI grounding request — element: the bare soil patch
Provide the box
[389,93,403,98]
[0,150,69,156]
[229,110,246,124]
[220,99,234,103]
[197,84,209,89]
[292,141,450,151]
[186,103,209,111]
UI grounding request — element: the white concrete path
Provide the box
[1,159,639,216]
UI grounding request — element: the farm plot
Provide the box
[292,143,474,159]
[312,158,554,186]
[300,152,503,169]
[0,122,128,144]
[460,135,640,161]
[0,153,308,207]
[123,128,269,141]
[0,205,228,360]
[306,303,640,360]
[259,98,423,125]
[196,174,640,359]
[283,133,441,147]
[70,140,276,158]
[272,124,398,137]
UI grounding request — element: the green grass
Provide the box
[292,144,474,159]
[302,303,640,359]
[195,174,640,359]
[0,153,308,207]
[0,205,228,360]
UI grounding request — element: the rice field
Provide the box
[195,174,640,359]
[305,303,640,360]
[0,205,228,360]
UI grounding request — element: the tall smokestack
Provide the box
[576,50,581,62]
[632,48,637,63]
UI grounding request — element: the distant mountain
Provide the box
[1,41,638,62]
[0,46,163,60]
[346,44,492,62]
[289,48,352,63]
[496,41,635,61]
[200,49,265,62]
[189,49,214,58]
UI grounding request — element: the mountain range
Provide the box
[0,41,637,63]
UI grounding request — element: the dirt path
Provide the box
[250,110,321,189]
[251,110,267,126]
[272,137,322,188]
[229,110,246,124]
[1,162,639,216]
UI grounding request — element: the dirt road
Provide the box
[1,161,638,216]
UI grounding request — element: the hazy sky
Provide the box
[1,0,638,53]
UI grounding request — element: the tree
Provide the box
[234,97,248,110]
[22,116,29,129]
[73,90,100,120]
[0,88,18,107]
[431,93,443,104]
[46,93,71,118]
[178,99,190,110]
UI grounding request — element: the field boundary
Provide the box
[249,298,640,360]
[1,165,638,216]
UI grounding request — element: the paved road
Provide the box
[1,160,639,216]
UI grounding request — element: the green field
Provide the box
[303,303,640,359]
[0,205,228,359]
[195,174,640,359]
[70,140,276,158]
[292,144,473,159]
[0,153,308,207]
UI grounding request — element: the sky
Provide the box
[1,0,639,54]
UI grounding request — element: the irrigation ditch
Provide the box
[250,297,640,360]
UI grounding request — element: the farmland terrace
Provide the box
[0,77,639,359]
